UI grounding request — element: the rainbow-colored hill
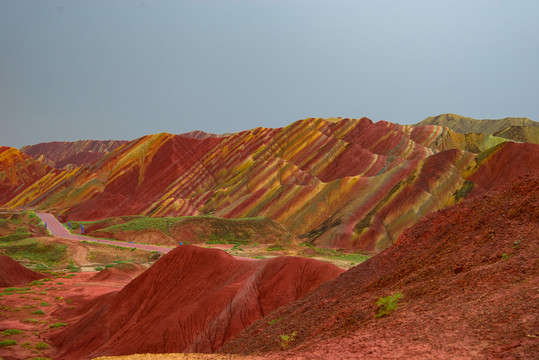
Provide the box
[2,115,538,251]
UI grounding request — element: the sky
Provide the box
[1,0,538,148]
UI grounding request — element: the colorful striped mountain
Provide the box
[2,115,538,251]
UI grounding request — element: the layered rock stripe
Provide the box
[3,117,539,251]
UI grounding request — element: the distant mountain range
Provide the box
[1,114,538,251]
[417,113,539,143]
[20,140,129,169]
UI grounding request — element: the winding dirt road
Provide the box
[36,213,173,254]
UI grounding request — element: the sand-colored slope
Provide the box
[492,124,539,143]
[417,113,538,134]
[221,171,539,359]
[49,245,344,359]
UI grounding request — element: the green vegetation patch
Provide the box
[49,322,67,329]
[0,238,67,266]
[267,244,285,251]
[1,329,24,336]
[66,263,80,273]
[376,292,403,318]
[300,243,370,265]
[98,216,187,234]
[0,232,32,242]
[0,218,10,228]
[0,339,17,347]
[35,342,49,349]
[268,317,282,325]
[69,215,144,233]
[453,180,476,201]
[231,244,244,251]
[279,331,297,350]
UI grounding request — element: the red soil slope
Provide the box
[21,139,128,168]
[468,142,539,194]
[221,171,539,359]
[89,263,147,283]
[50,245,344,359]
[0,255,45,287]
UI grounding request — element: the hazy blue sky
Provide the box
[1,0,538,148]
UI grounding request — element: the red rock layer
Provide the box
[221,171,539,359]
[50,245,344,359]
[0,255,45,287]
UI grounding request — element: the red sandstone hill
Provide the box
[49,245,344,359]
[20,139,128,168]
[4,117,539,251]
[0,255,45,287]
[0,146,54,204]
[221,171,539,359]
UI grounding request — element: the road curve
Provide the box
[36,213,173,254]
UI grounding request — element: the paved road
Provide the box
[36,213,173,254]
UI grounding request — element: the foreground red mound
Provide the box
[0,255,45,287]
[50,245,344,359]
[89,263,148,283]
[222,171,539,359]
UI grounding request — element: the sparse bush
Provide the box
[501,252,513,261]
[40,301,50,306]
[1,329,23,336]
[0,339,17,347]
[30,310,45,315]
[49,322,67,329]
[279,331,297,350]
[231,244,244,251]
[35,342,49,349]
[268,317,282,325]
[267,244,285,251]
[67,263,80,273]
[376,292,403,318]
